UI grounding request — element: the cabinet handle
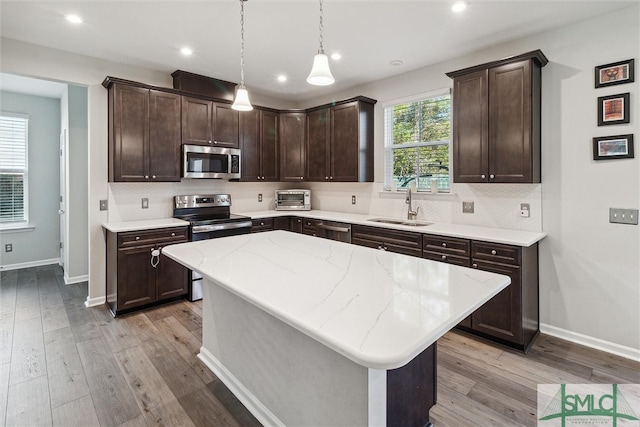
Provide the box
[472,263,478,268]
[330,176,333,180]
[377,244,387,251]
[152,175,156,179]
[325,176,329,180]
[300,177,304,180]
[260,222,265,226]
[208,140,212,144]
[441,242,447,248]
[144,175,149,179]
[171,233,175,237]
[491,249,497,255]
[481,174,486,179]
[490,174,495,179]
[150,248,160,268]
[297,219,302,223]
[135,236,140,241]
[441,255,447,260]
[214,140,218,144]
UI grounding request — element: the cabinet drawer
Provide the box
[472,241,520,266]
[423,235,470,257]
[118,227,188,248]
[302,219,317,236]
[352,225,422,257]
[252,218,274,233]
[423,251,471,267]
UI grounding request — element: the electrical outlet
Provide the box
[610,208,639,225]
[99,200,108,211]
[352,195,356,205]
[258,193,263,202]
[462,201,474,214]
[520,203,530,218]
[5,244,12,252]
[141,198,149,209]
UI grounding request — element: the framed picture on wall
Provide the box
[595,59,635,88]
[597,92,630,126]
[592,134,634,160]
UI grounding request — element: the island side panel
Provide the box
[200,279,370,427]
[386,343,436,427]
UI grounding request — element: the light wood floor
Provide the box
[1,265,638,427]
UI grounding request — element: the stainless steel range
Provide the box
[173,194,252,301]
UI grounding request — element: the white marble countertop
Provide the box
[163,231,510,370]
[102,218,189,232]
[240,209,546,247]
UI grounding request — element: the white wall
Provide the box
[0,91,61,269]
[1,2,638,356]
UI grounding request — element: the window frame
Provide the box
[383,88,452,192]
[0,111,29,228]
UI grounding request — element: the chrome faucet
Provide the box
[406,187,419,220]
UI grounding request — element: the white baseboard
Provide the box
[0,258,60,271]
[198,347,284,427]
[84,296,106,307]
[63,273,88,285]
[540,323,640,362]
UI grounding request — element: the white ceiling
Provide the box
[1,0,638,101]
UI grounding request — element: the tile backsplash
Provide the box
[108,181,542,232]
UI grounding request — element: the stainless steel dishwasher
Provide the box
[315,220,352,243]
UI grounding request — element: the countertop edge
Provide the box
[103,218,190,232]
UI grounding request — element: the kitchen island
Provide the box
[163,230,510,427]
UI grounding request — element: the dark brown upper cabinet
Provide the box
[447,50,547,183]
[181,96,239,148]
[240,109,279,182]
[279,112,306,182]
[106,81,181,182]
[305,98,375,182]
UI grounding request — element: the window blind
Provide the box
[0,113,28,223]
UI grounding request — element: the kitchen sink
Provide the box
[367,218,432,227]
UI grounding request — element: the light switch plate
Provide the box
[462,201,474,213]
[609,208,639,225]
[5,244,12,252]
[99,200,108,211]
[258,193,263,202]
[141,198,149,209]
[352,195,356,205]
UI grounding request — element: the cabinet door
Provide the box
[279,113,306,181]
[290,217,303,233]
[156,250,188,300]
[452,70,488,183]
[182,96,212,146]
[260,111,279,181]
[331,102,360,181]
[471,260,522,344]
[111,85,149,181]
[251,218,274,233]
[212,102,239,147]
[488,60,532,183]
[273,216,291,230]
[149,90,181,181]
[306,108,330,181]
[117,244,157,310]
[240,109,261,181]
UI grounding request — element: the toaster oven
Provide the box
[275,189,311,211]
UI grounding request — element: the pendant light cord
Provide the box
[318,0,324,54]
[239,0,246,88]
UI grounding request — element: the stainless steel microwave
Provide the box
[182,144,241,179]
[275,189,311,211]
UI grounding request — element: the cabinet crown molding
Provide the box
[445,49,548,78]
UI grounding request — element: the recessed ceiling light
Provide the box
[331,53,342,61]
[451,1,468,13]
[277,75,287,83]
[389,60,404,66]
[65,14,83,24]
[180,47,193,56]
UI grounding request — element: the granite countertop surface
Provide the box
[163,230,510,370]
[102,218,189,232]
[240,209,546,247]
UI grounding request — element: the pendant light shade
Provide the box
[307,52,335,86]
[232,0,253,111]
[232,86,253,111]
[307,0,334,86]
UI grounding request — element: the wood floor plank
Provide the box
[150,351,205,400]
[77,336,141,426]
[124,312,173,359]
[206,378,262,427]
[5,375,51,426]
[65,296,104,344]
[438,364,476,395]
[0,362,9,426]
[430,403,480,427]
[114,345,195,427]
[178,385,242,427]
[115,414,150,427]
[0,311,14,365]
[9,316,46,386]
[0,270,18,315]
[13,268,40,322]
[56,279,88,301]
[164,301,203,332]
[466,382,537,426]
[51,394,100,427]
[155,316,216,384]
[44,326,91,409]
[439,329,506,360]
[93,306,142,354]
[40,284,71,333]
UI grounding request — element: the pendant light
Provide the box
[232,0,253,111]
[307,0,335,86]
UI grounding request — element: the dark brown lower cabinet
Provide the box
[352,224,422,257]
[251,218,274,233]
[302,219,317,236]
[290,217,303,233]
[106,226,189,316]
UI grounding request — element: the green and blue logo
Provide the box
[538,384,640,427]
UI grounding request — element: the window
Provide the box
[0,113,29,226]
[384,89,451,192]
